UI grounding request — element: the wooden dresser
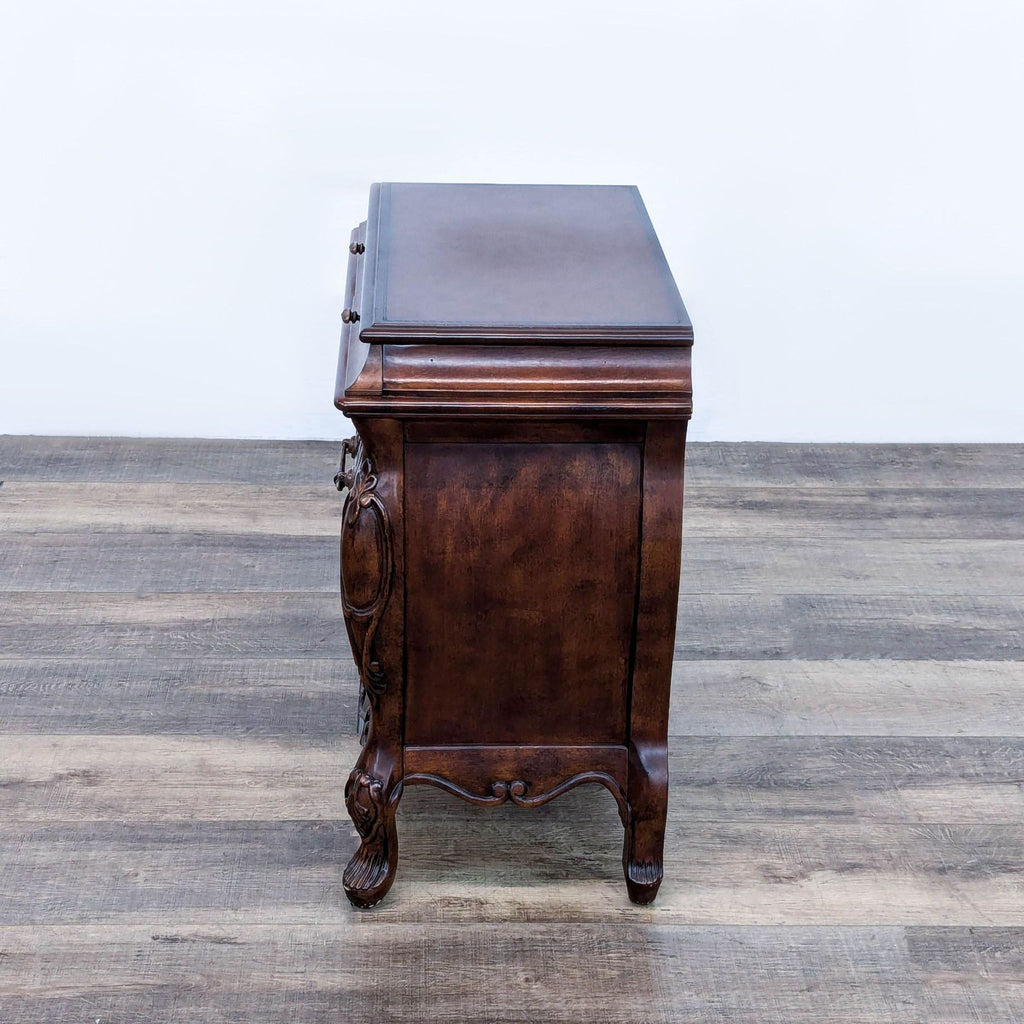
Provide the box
[334,183,692,907]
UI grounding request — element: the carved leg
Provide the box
[622,743,667,905]
[337,418,405,909]
[623,812,666,905]
[343,766,401,908]
[622,421,684,905]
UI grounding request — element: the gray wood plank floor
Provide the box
[1,438,1023,1023]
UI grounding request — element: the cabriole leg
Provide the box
[343,758,402,909]
[337,418,405,909]
[622,420,685,905]
[622,742,667,905]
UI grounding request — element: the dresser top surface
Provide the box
[360,183,691,344]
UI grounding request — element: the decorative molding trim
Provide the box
[336,435,394,708]
[403,770,630,824]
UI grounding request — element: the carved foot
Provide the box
[622,815,665,905]
[343,768,399,909]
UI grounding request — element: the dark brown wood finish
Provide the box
[334,183,692,907]
[404,434,641,747]
[363,182,691,339]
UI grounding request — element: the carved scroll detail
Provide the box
[403,771,630,824]
[336,435,394,714]
[345,769,386,844]
[343,768,398,904]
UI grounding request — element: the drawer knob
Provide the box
[342,308,360,324]
[349,241,365,255]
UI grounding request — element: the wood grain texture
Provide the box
[676,538,1024,595]
[682,443,1024,489]
[673,594,1024,660]
[7,658,1023,740]
[7,531,1024,595]
[0,734,357,821]
[0,482,339,535]
[3,437,1024,1021]
[4,592,1024,661]
[404,440,640,746]
[3,734,1024,826]
[665,735,1024,823]
[2,802,1022,926]
[0,924,925,1024]
[5,437,1022,486]
[7,481,1023,539]
[0,658,356,739]
[668,660,1024,736]
[0,436,338,483]
[683,485,1024,539]
[0,532,336,592]
[906,927,1024,1023]
[0,593,347,658]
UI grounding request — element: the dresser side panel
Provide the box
[404,438,641,746]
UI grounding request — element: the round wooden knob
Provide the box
[342,308,360,324]
[349,241,365,255]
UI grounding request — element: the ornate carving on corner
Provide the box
[345,768,387,845]
[335,435,394,710]
[343,767,397,901]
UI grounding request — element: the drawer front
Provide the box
[337,221,368,394]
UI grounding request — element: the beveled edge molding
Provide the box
[359,322,693,345]
[341,396,692,419]
[338,340,692,418]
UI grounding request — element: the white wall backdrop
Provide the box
[1,0,1022,441]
